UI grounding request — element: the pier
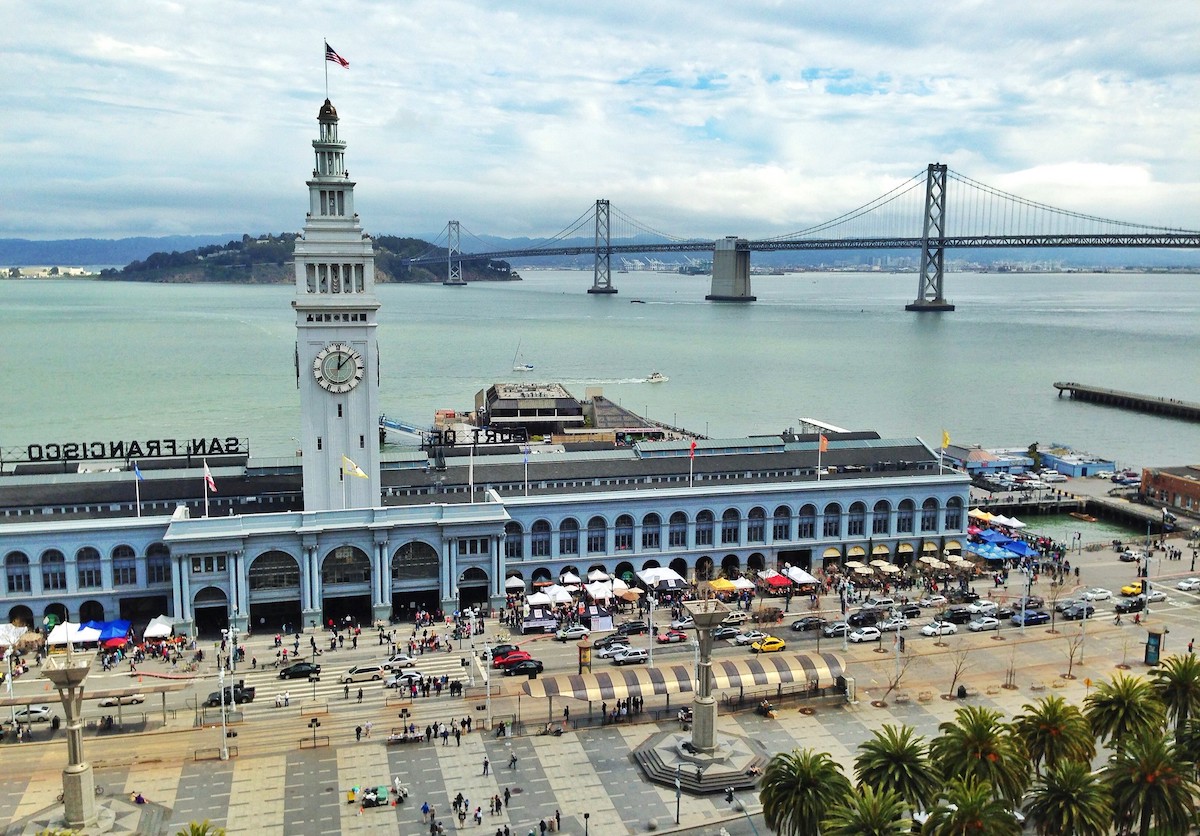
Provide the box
[1055,382,1200,422]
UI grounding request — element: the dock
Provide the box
[1054,382,1200,422]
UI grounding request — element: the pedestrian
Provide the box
[283,691,290,706]
[344,684,349,700]
[482,756,490,775]
[509,752,518,769]
[422,801,431,823]
[539,819,547,835]
[454,727,461,746]
[355,725,363,742]
[364,721,372,738]
[503,787,510,808]
[554,810,560,830]
[474,807,483,826]
[356,688,363,704]
[1190,638,1195,654]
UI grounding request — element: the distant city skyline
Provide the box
[6,1,1199,241]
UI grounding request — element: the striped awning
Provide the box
[520,652,846,702]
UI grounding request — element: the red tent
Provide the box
[763,574,792,589]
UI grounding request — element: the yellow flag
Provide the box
[342,455,368,478]
[942,430,951,449]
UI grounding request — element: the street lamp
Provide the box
[583,812,590,836]
[724,787,761,835]
[308,674,320,701]
[308,717,320,747]
[218,665,229,761]
[647,592,658,668]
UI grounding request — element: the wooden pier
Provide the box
[1054,382,1200,422]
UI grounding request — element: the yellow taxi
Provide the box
[750,636,786,654]
[1121,580,1145,596]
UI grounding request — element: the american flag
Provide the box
[325,42,349,68]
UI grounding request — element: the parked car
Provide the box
[503,660,544,677]
[612,648,649,666]
[848,626,882,643]
[1081,587,1112,601]
[945,589,981,604]
[721,611,749,625]
[554,626,590,642]
[382,654,417,670]
[750,636,785,653]
[821,622,850,638]
[98,692,146,706]
[921,621,958,636]
[712,626,740,641]
[1177,578,1200,591]
[1010,610,1051,626]
[734,630,768,646]
[877,617,909,632]
[1062,604,1096,620]
[656,629,688,644]
[790,616,826,632]
[596,642,631,659]
[1115,596,1147,614]
[385,671,424,689]
[967,616,1000,632]
[279,661,322,680]
[865,596,895,609]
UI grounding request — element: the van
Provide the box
[340,664,384,683]
[865,596,895,609]
[1042,472,1067,483]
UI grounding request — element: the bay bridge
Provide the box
[404,164,1200,311]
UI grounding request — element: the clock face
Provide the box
[313,343,365,393]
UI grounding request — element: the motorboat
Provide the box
[646,372,668,383]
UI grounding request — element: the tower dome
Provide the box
[318,98,338,122]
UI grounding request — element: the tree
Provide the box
[919,777,1023,836]
[1063,626,1086,679]
[822,785,910,836]
[946,646,971,698]
[1150,653,1200,739]
[1103,734,1198,836]
[1084,673,1166,752]
[854,723,939,814]
[929,705,1030,805]
[1023,760,1112,836]
[1013,695,1095,775]
[760,748,853,836]
[176,823,226,836]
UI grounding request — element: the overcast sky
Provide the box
[6,1,1199,242]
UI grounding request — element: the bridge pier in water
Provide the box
[706,236,756,302]
[443,220,467,287]
[588,198,618,295]
[905,163,955,312]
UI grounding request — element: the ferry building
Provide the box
[0,101,970,637]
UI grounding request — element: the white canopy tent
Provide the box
[586,569,610,582]
[142,615,176,639]
[730,577,755,591]
[585,581,614,600]
[504,576,527,591]
[784,566,821,585]
[0,623,28,648]
[47,622,101,646]
[542,585,574,604]
[525,592,552,606]
[559,571,582,584]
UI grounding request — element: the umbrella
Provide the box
[1003,540,1038,558]
[612,578,629,593]
[585,581,613,599]
[879,564,902,574]
[869,559,890,568]
[844,560,865,569]
[968,509,993,521]
[853,566,872,576]
[619,589,643,601]
[504,576,527,591]
[102,637,128,649]
[784,567,820,585]
[990,514,1017,528]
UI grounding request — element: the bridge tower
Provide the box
[444,220,466,286]
[705,237,756,302]
[906,163,955,311]
[588,199,617,294]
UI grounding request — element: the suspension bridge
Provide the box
[403,164,1200,311]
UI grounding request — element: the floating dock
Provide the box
[1054,382,1200,422]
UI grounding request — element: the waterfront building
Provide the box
[0,102,970,638]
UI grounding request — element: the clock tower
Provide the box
[293,99,381,511]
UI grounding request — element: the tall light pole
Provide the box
[724,787,761,835]
[218,665,229,761]
[647,592,658,668]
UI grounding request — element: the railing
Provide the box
[194,745,238,761]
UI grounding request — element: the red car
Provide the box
[494,650,534,668]
[656,629,688,644]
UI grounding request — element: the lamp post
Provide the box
[42,652,98,828]
[583,812,590,836]
[309,717,320,746]
[724,787,761,835]
[218,665,229,761]
[647,592,658,668]
[3,649,15,728]
[308,674,320,701]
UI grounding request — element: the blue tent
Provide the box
[978,530,1012,545]
[1003,540,1038,558]
[98,620,132,641]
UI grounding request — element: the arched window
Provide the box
[921,498,939,532]
[249,551,301,590]
[747,507,766,543]
[5,551,30,594]
[614,515,634,551]
[321,546,370,585]
[847,502,866,537]
[392,542,439,580]
[587,516,607,554]
[504,521,524,559]
[945,496,964,531]
[641,513,661,550]
[530,520,552,558]
[41,549,66,591]
[720,509,740,545]
[897,500,915,534]
[668,512,688,548]
[773,506,791,541]
[76,547,102,589]
[112,544,137,586]
[695,511,715,547]
[872,500,891,535]
[797,505,816,539]
[822,503,842,538]
[559,518,579,556]
[147,542,172,584]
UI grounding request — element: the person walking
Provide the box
[344,684,349,700]
[364,721,372,738]
[482,756,490,775]
[508,752,518,769]
[356,687,363,704]
[355,725,363,742]
[503,787,510,808]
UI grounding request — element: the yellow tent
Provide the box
[707,578,737,593]
[967,508,993,521]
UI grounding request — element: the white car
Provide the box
[554,626,590,641]
[384,671,423,689]
[848,626,882,643]
[968,616,1000,632]
[382,653,417,670]
[1145,589,1168,603]
[670,616,695,630]
[921,621,958,637]
[877,617,909,632]
[966,600,998,615]
[1081,587,1112,601]
[721,611,749,625]
[734,630,768,646]
[13,705,54,723]
[98,693,145,707]
[596,642,631,659]
[1093,471,1114,479]
[919,595,948,608]
[1177,578,1200,591]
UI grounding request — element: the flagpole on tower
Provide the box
[133,461,143,518]
[324,41,328,98]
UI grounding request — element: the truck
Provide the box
[203,681,256,707]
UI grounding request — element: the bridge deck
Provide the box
[1054,382,1200,422]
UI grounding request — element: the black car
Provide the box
[993,605,1017,619]
[279,661,321,680]
[1015,595,1045,610]
[1115,596,1146,614]
[895,603,921,619]
[593,634,630,650]
[1061,604,1095,621]
[503,659,544,677]
[847,609,883,628]
[945,589,980,604]
[942,607,975,624]
[485,643,519,660]
[617,621,650,636]
[790,616,826,632]
[712,626,740,640]
[1054,598,1079,613]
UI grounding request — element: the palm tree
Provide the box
[1012,695,1096,775]
[929,705,1030,806]
[919,777,1023,836]
[854,723,939,814]
[822,785,911,836]
[1150,653,1200,739]
[759,748,853,836]
[1084,673,1166,752]
[176,823,226,836]
[1023,760,1112,836]
[1104,734,1198,836]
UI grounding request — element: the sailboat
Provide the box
[512,341,534,372]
